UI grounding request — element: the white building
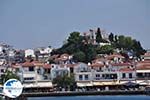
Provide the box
[25,49,35,58]
[50,64,70,80]
[136,61,150,86]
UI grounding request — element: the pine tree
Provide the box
[96,27,102,44]
[109,32,114,42]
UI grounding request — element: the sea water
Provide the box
[28,95,150,100]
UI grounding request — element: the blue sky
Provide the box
[0,0,149,49]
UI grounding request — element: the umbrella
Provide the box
[123,81,139,88]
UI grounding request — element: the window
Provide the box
[96,74,100,77]
[1,69,4,73]
[102,74,105,78]
[79,75,83,80]
[29,67,34,71]
[129,73,132,78]
[137,73,144,78]
[85,75,89,80]
[122,73,126,78]
[70,68,74,73]
[24,77,34,80]
[145,73,150,77]
[111,74,117,79]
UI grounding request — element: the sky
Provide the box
[0,0,149,49]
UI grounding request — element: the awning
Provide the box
[123,81,139,87]
[137,80,150,85]
[93,81,119,86]
[77,82,93,87]
[23,81,53,88]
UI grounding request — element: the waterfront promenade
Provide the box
[22,90,150,97]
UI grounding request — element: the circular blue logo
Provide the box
[3,79,23,98]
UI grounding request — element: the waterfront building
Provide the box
[74,63,93,87]
[15,61,53,91]
[50,64,70,80]
[136,60,150,86]
[73,56,136,90]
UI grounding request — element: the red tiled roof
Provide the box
[58,53,70,61]
[106,54,124,60]
[92,58,108,63]
[119,68,134,72]
[136,65,150,70]
[12,64,21,68]
[106,54,125,60]
[137,60,150,64]
[90,63,104,68]
[32,61,44,66]
[66,64,78,68]
[111,63,131,66]
[22,62,34,67]
[43,64,51,69]
[61,53,69,57]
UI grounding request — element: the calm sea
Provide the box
[28,95,150,100]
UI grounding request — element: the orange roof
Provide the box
[57,53,70,61]
[43,64,51,69]
[106,54,124,60]
[137,60,150,64]
[61,53,69,57]
[90,63,104,68]
[111,63,131,66]
[66,64,78,68]
[12,64,21,68]
[32,61,44,66]
[92,58,108,63]
[136,65,150,70]
[22,62,34,67]
[119,68,134,72]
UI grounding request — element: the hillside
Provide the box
[51,27,146,63]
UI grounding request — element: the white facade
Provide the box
[39,47,52,54]
[25,49,35,58]
[51,64,70,79]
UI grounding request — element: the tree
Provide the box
[118,35,126,49]
[73,51,86,62]
[96,28,102,44]
[67,32,81,44]
[84,44,97,63]
[52,74,75,91]
[132,39,146,57]
[57,32,84,54]
[124,37,133,50]
[109,33,114,42]
[114,35,118,42]
[96,45,114,54]
[0,70,20,84]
